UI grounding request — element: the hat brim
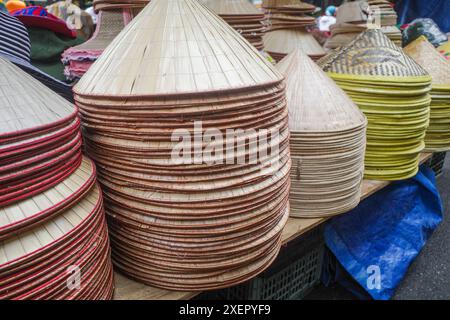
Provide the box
[0,52,74,102]
[13,14,77,38]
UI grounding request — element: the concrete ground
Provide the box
[307,155,450,300]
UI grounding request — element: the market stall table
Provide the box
[113,152,431,300]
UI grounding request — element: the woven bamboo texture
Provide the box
[74,0,290,291]
[0,58,113,300]
[405,36,450,152]
[201,0,266,50]
[319,29,432,181]
[277,49,367,218]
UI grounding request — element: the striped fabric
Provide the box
[0,11,31,62]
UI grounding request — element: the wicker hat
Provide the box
[74,0,290,291]
[263,29,325,62]
[277,50,366,217]
[0,58,113,299]
[75,0,281,97]
[201,0,266,51]
[405,36,450,151]
[319,29,432,180]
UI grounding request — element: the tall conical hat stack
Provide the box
[319,29,432,181]
[262,0,324,62]
[0,58,113,299]
[201,0,267,50]
[367,0,397,26]
[277,50,367,218]
[326,1,401,49]
[62,0,150,81]
[404,36,450,152]
[263,0,316,30]
[74,0,290,291]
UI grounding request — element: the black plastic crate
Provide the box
[197,226,325,300]
[427,152,447,177]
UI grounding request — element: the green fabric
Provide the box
[0,3,7,13]
[28,27,85,81]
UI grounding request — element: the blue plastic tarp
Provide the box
[324,165,443,300]
[396,0,450,33]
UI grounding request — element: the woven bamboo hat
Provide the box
[74,0,290,291]
[62,1,149,81]
[0,58,113,299]
[75,0,281,97]
[319,29,431,180]
[0,182,114,299]
[263,29,325,62]
[201,0,266,50]
[404,36,450,151]
[277,49,366,217]
[0,58,85,206]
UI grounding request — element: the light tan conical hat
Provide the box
[263,29,325,58]
[201,0,262,16]
[277,49,367,133]
[75,0,282,97]
[404,36,450,88]
[0,58,76,140]
[319,29,430,82]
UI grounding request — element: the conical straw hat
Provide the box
[277,49,367,133]
[263,29,325,61]
[320,29,430,82]
[0,58,76,140]
[404,36,450,88]
[75,0,282,97]
[201,0,262,16]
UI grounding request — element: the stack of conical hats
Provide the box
[264,29,325,62]
[0,57,113,300]
[62,0,149,81]
[201,0,266,50]
[277,50,367,218]
[74,0,290,291]
[404,36,450,152]
[263,0,315,31]
[326,1,401,49]
[367,0,397,26]
[262,0,324,62]
[319,29,432,181]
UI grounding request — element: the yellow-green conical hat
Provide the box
[319,29,430,83]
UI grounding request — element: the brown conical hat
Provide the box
[263,29,325,59]
[0,58,76,140]
[75,0,282,97]
[404,36,450,87]
[277,49,367,133]
[201,0,262,16]
[319,29,430,80]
